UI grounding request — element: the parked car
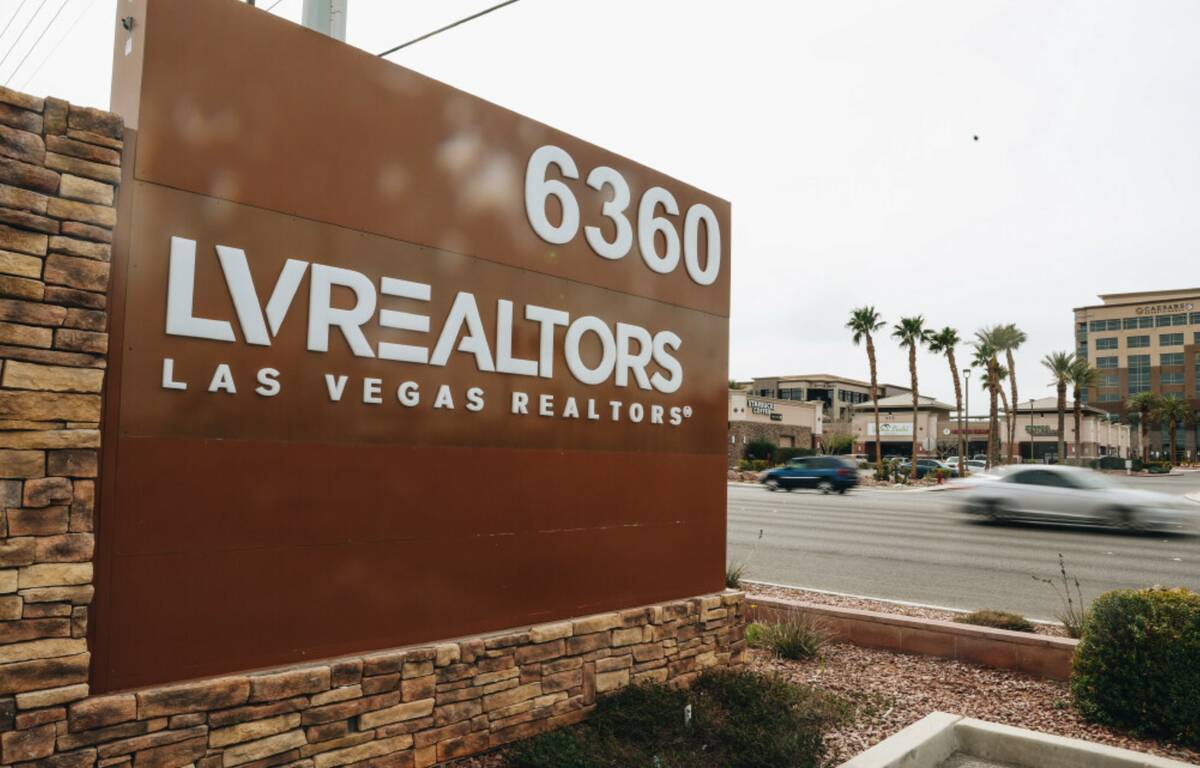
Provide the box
[761,456,859,493]
[954,464,1196,531]
[896,458,960,478]
[947,457,987,473]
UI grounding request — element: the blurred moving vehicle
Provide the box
[956,464,1195,531]
[761,456,859,493]
[897,458,960,478]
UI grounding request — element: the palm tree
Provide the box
[1151,396,1195,465]
[1126,392,1162,463]
[847,307,886,474]
[892,316,930,478]
[1041,352,1074,463]
[928,327,964,476]
[980,363,1009,461]
[973,328,1003,467]
[1068,358,1098,464]
[992,324,1027,463]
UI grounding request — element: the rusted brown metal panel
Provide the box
[94,0,730,692]
[131,0,729,317]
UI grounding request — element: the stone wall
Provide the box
[4,592,744,768]
[0,84,120,759]
[0,84,746,768]
[727,421,813,465]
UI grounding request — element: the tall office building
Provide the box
[1073,288,1199,458]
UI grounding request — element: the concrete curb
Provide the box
[839,712,1196,767]
[748,596,1077,680]
[1186,492,1200,505]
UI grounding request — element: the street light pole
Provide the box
[1029,398,1035,463]
[963,368,972,461]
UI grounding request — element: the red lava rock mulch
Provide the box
[753,643,1200,766]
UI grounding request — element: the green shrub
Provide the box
[737,459,752,471]
[744,440,776,462]
[749,459,769,472]
[744,622,765,645]
[1071,587,1200,748]
[749,614,830,660]
[507,668,845,768]
[1145,461,1171,474]
[776,447,814,463]
[725,562,746,589]
[954,610,1035,633]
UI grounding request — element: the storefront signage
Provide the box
[748,398,776,416]
[1025,425,1060,436]
[1135,302,1194,315]
[868,422,914,436]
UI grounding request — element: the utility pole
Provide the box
[302,0,347,41]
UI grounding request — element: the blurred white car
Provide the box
[954,464,1196,531]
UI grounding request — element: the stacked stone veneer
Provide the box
[6,594,745,768]
[0,84,745,768]
[0,84,119,763]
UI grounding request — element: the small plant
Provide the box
[750,613,831,660]
[507,668,846,768]
[954,610,1035,633]
[744,621,765,645]
[1032,553,1089,638]
[1072,587,1200,748]
[725,561,746,589]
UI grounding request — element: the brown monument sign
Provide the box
[95,0,731,691]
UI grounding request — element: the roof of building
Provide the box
[853,394,955,411]
[751,373,911,391]
[1075,287,1200,312]
[1010,396,1113,417]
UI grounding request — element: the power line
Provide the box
[265,0,289,13]
[0,0,49,78]
[0,0,31,49]
[377,0,520,58]
[6,0,69,87]
[18,0,93,91]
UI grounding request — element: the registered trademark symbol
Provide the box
[682,406,693,418]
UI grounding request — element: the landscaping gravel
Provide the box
[752,643,1200,766]
[746,581,1069,636]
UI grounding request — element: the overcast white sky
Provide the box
[9,0,1200,409]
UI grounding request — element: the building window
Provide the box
[1139,317,1154,328]
[1128,354,1151,394]
[1171,313,1188,326]
[1096,356,1118,369]
[1088,320,1104,332]
[1098,392,1122,402]
[1161,352,1184,367]
[1191,312,1200,325]
[1095,337,1118,350]
[1122,317,1139,330]
[1163,390,1185,400]
[1161,372,1185,386]
[1160,333,1184,346]
[1077,345,1088,361]
[1100,374,1120,387]
[1127,335,1150,348]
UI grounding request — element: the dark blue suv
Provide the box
[761,456,859,494]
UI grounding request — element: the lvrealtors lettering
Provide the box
[157,146,721,427]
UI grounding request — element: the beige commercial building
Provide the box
[1074,287,1198,460]
[951,398,1132,461]
[749,374,911,422]
[852,395,1132,461]
[850,394,955,458]
[728,390,823,465]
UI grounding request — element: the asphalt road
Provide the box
[726,473,1200,620]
